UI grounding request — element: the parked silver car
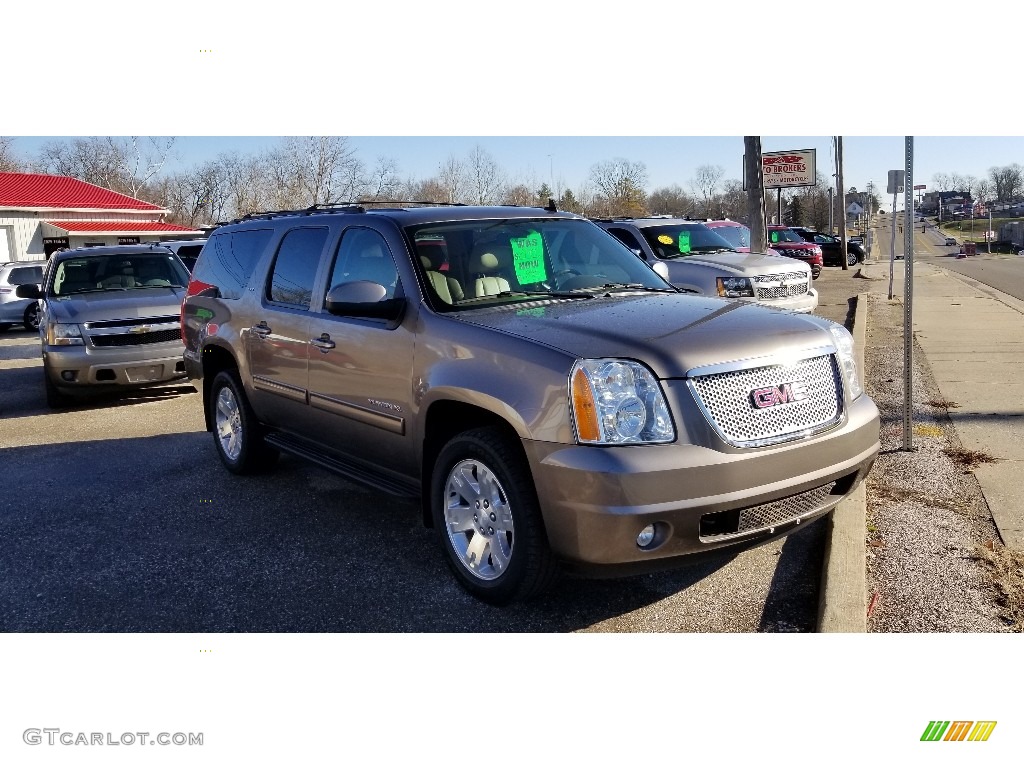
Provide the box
[17,244,190,407]
[596,218,818,313]
[0,260,46,332]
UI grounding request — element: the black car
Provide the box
[790,228,863,267]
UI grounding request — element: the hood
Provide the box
[457,293,835,378]
[47,287,187,324]
[663,251,811,277]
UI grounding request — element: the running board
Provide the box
[264,432,419,499]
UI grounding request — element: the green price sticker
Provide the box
[678,232,691,253]
[509,231,547,284]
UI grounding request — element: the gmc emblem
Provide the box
[751,381,810,409]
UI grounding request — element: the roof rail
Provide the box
[355,200,466,208]
[220,203,367,225]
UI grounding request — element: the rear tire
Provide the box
[209,369,279,474]
[847,253,857,267]
[430,426,558,605]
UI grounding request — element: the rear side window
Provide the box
[267,227,329,308]
[6,266,44,285]
[191,229,273,300]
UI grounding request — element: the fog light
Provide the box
[636,525,656,548]
[61,370,76,382]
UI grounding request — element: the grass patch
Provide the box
[943,448,999,469]
[973,542,1024,631]
[867,483,958,511]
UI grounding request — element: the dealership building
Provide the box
[0,172,203,262]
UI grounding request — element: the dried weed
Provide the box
[927,397,960,409]
[943,448,999,470]
[973,543,1024,631]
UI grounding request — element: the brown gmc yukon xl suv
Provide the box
[181,204,879,604]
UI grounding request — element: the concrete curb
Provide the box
[817,292,869,632]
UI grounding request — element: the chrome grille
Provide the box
[700,482,837,540]
[738,483,835,532]
[689,354,841,447]
[753,271,809,300]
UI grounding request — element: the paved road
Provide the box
[0,289,853,632]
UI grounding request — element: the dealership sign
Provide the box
[761,149,816,189]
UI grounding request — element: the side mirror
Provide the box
[325,281,405,326]
[652,262,670,281]
[16,283,41,299]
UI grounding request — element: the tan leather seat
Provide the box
[420,255,464,305]
[468,243,512,297]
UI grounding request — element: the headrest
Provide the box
[469,242,511,273]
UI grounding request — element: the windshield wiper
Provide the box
[496,290,595,300]
[597,282,677,293]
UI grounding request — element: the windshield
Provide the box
[50,254,190,296]
[638,223,736,259]
[405,218,673,311]
[707,223,750,249]
[768,228,806,244]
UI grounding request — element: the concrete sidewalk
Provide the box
[860,257,1024,549]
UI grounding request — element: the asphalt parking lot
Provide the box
[0,269,859,632]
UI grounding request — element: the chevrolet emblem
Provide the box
[129,325,152,334]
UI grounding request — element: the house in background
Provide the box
[0,172,203,262]
[846,201,864,219]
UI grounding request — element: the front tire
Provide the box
[847,252,858,267]
[44,367,70,409]
[24,302,40,331]
[209,369,278,474]
[431,427,557,605]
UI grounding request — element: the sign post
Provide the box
[887,169,904,300]
[903,138,915,452]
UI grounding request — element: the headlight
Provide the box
[47,322,84,346]
[827,324,863,399]
[570,359,675,444]
[716,276,754,298]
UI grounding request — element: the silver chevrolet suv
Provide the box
[181,203,878,604]
[596,218,818,312]
[19,244,191,407]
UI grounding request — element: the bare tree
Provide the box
[647,184,694,217]
[113,136,176,198]
[465,145,504,205]
[589,158,648,216]
[437,155,467,204]
[989,164,1023,202]
[271,136,363,206]
[35,137,131,193]
[0,137,25,172]
[364,156,402,201]
[689,164,725,218]
[973,178,993,206]
[502,184,534,206]
[932,172,952,192]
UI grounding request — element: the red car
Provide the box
[766,226,823,279]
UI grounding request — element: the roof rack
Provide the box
[355,200,466,208]
[218,203,368,226]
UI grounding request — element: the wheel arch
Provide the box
[199,343,241,431]
[419,400,529,528]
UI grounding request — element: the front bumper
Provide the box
[523,393,878,573]
[43,342,187,392]
[748,287,818,314]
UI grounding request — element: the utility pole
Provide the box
[837,136,849,270]
[744,137,767,253]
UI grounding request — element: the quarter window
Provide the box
[267,228,328,308]
[193,228,273,300]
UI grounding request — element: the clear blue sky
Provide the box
[8,135,1021,205]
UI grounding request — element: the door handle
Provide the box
[310,333,336,352]
[252,321,272,338]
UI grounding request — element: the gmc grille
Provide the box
[688,354,842,447]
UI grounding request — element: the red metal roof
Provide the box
[0,172,164,211]
[46,221,203,234]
